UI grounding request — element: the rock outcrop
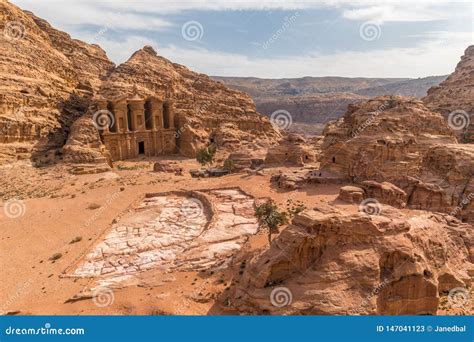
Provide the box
[423,46,474,142]
[338,181,407,208]
[317,96,474,223]
[229,208,473,315]
[0,0,114,164]
[265,133,316,166]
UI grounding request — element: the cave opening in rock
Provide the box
[138,141,145,155]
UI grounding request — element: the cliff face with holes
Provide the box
[0,0,114,164]
[423,45,474,143]
[317,96,474,224]
[95,46,279,157]
[0,1,279,166]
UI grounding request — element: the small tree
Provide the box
[255,200,289,245]
[196,144,216,168]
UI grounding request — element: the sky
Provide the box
[11,0,474,78]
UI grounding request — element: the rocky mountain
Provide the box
[0,0,114,163]
[423,45,474,142]
[213,75,447,124]
[0,0,278,166]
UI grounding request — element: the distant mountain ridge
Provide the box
[213,75,447,124]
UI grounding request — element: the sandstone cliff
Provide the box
[423,45,474,142]
[318,95,474,223]
[229,207,473,315]
[0,0,114,164]
[96,46,279,157]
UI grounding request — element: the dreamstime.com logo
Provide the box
[3,199,26,219]
[180,198,204,219]
[448,110,470,131]
[359,21,381,41]
[270,109,293,130]
[358,198,382,216]
[4,21,26,41]
[270,287,293,308]
[448,287,470,308]
[181,21,204,41]
[5,323,85,336]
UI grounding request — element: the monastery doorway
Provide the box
[138,141,145,155]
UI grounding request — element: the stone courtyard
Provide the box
[70,188,258,282]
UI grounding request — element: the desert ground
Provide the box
[1,156,472,316]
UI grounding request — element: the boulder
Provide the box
[361,180,407,208]
[153,161,183,175]
[338,185,365,203]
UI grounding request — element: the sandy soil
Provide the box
[0,157,464,315]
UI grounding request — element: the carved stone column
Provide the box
[113,99,128,133]
[150,97,164,130]
[128,95,145,131]
[167,100,175,129]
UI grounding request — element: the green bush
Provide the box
[196,144,217,167]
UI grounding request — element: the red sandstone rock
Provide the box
[229,208,473,315]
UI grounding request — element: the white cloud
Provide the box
[90,31,471,78]
[12,0,174,31]
[342,5,452,23]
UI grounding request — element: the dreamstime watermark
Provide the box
[359,21,381,41]
[447,287,470,308]
[92,287,115,307]
[84,190,121,228]
[4,21,26,42]
[262,12,300,50]
[181,21,204,41]
[270,109,293,130]
[358,198,382,216]
[92,109,115,130]
[174,123,191,139]
[180,198,204,219]
[270,287,293,308]
[5,323,85,336]
[0,279,32,313]
[91,11,124,42]
[448,110,470,131]
[349,280,388,315]
[449,192,473,217]
[351,100,390,138]
[3,199,26,219]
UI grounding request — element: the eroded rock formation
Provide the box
[229,207,473,315]
[318,96,473,223]
[423,45,474,142]
[265,133,316,166]
[0,0,114,164]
